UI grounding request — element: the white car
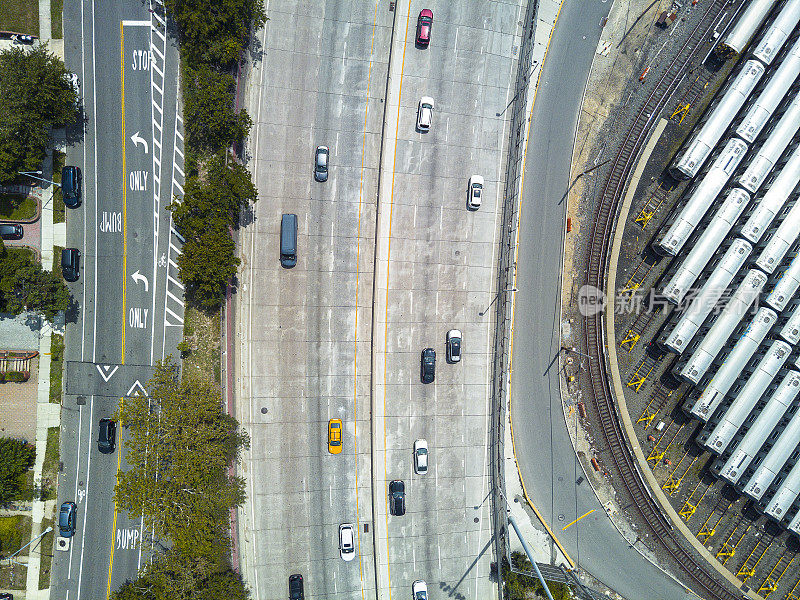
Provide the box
[468,175,484,209]
[446,329,462,363]
[412,580,428,600]
[417,96,434,131]
[339,523,355,561]
[414,439,428,474]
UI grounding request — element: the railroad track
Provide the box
[583,1,743,599]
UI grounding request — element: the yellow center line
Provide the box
[107,20,127,598]
[382,6,413,600]
[353,1,382,597]
[562,509,595,531]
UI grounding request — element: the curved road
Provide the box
[510,2,697,599]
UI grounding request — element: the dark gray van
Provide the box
[280,214,298,268]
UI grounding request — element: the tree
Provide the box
[183,64,252,154]
[115,358,248,560]
[177,220,240,311]
[0,437,36,504]
[4,260,70,320]
[0,45,79,182]
[111,551,249,600]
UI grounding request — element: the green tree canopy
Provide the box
[0,438,36,505]
[0,251,70,320]
[111,551,249,600]
[183,64,252,154]
[165,0,266,67]
[177,220,240,311]
[0,45,79,182]
[115,358,248,559]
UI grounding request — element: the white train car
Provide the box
[719,0,777,57]
[662,189,751,304]
[756,199,800,274]
[780,304,800,345]
[664,240,752,354]
[672,62,764,180]
[752,0,800,65]
[660,139,749,255]
[739,94,800,194]
[719,370,800,483]
[740,144,800,243]
[681,271,769,383]
[789,506,800,536]
[705,340,792,454]
[744,402,800,500]
[766,253,800,312]
[689,307,778,420]
[765,457,800,521]
[738,36,800,142]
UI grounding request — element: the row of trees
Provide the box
[0,242,70,320]
[0,437,36,505]
[113,359,249,598]
[0,45,80,183]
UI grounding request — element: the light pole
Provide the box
[6,526,53,566]
[18,171,60,187]
[479,287,517,317]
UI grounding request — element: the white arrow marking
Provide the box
[126,380,148,398]
[130,131,149,154]
[131,270,149,292]
[96,364,119,382]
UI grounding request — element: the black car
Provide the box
[0,224,23,240]
[289,574,304,600]
[389,480,405,516]
[61,248,80,282]
[98,418,116,454]
[420,348,435,383]
[61,166,82,208]
[314,146,329,182]
[59,501,77,537]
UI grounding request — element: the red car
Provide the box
[416,9,433,46]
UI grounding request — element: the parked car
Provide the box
[417,97,434,131]
[339,523,355,561]
[416,9,433,46]
[59,501,77,537]
[314,145,329,182]
[0,224,23,240]
[467,175,483,209]
[446,329,462,363]
[328,418,342,454]
[412,580,428,600]
[61,166,82,208]
[98,418,116,454]
[289,574,304,600]
[61,248,81,282]
[421,348,435,383]
[389,480,405,516]
[414,439,428,474]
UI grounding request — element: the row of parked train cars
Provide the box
[645,0,800,535]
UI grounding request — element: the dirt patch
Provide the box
[182,305,221,387]
[0,356,39,442]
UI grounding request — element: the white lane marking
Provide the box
[67,402,83,577]
[121,20,150,25]
[438,544,441,570]
[79,0,87,362]
[75,394,95,600]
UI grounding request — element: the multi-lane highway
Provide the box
[52,1,184,598]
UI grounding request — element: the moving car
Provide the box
[98,418,116,454]
[0,224,23,240]
[389,480,405,516]
[446,329,462,363]
[339,523,355,561]
[328,418,343,454]
[416,9,433,46]
[289,574,304,600]
[314,145,329,182]
[59,501,77,537]
[61,248,80,282]
[280,214,298,268]
[61,166,82,208]
[412,580,428,600]
[421,348,435,383]
[413,439,428,474]
[467,175,483,209]
[417,97,434,131]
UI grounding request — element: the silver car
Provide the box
[417,97,434,131]
[467,175,483,209]
[315,145,329,182]
[414,439,428,474]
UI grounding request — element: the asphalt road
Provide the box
[510,2,697,599]
[52,1,184,598]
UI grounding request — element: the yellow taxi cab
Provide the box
[328,419,343,454]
